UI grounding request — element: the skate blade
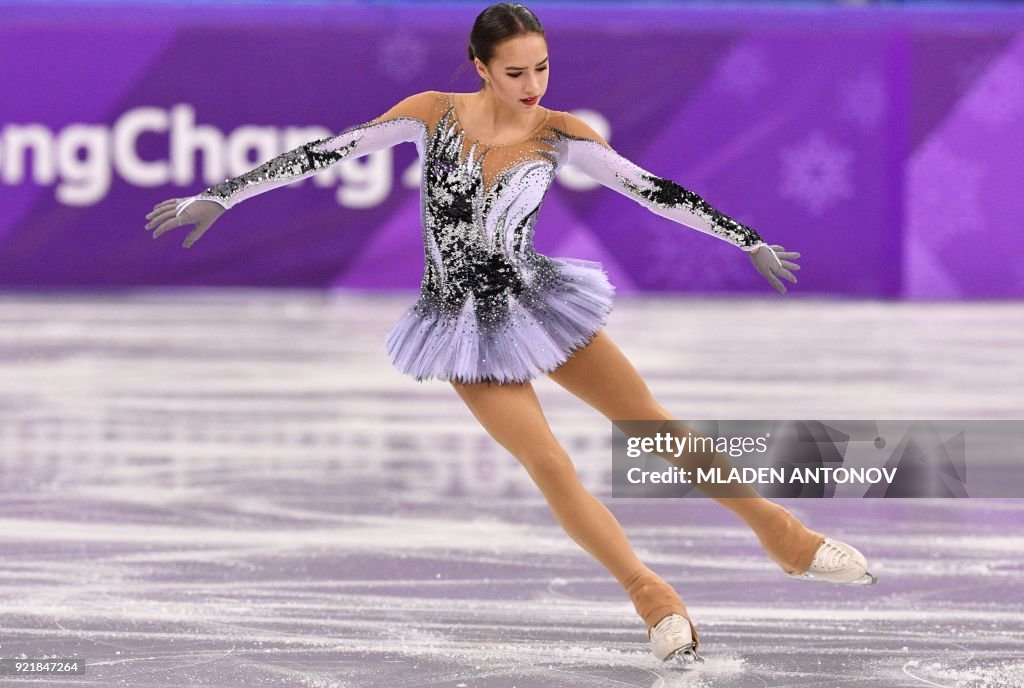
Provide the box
[667,644,704,666]
[788,571,878,586]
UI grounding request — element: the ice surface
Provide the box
[1,292,1022,687]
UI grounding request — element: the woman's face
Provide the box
[477,33,549,110]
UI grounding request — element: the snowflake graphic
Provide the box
[377,31,428,83]
[962,57,1024,126]
[906,140,985,246]
[837,71,887,130]
[712,45,771,99]
[779,131,855,216]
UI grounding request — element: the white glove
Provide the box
[749,244,800,294]
[145,197,226,249]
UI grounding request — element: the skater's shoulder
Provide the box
[549,110,612,149]
[379,91,440,120]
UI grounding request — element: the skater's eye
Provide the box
[508,68,548,78]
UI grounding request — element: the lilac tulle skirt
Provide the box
[385,257,616,384]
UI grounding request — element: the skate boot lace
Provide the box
[810,539,850,572]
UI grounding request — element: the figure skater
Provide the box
[145,2,876,667]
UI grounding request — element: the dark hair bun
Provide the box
[467,3,545,84]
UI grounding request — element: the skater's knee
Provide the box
[516,447,580,490]
[608,400,674,442]
[607,396,672,425]
[640,399,672,422]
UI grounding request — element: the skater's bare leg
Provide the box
[547,330,825,576]
[451,378,696,639]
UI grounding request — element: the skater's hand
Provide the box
[749,244,800,294]
[145,198,225,249]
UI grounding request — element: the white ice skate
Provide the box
[787,537,878,585]
[649,614,703,666]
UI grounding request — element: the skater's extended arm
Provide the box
[145,91,433,247]
[557,114,800,292]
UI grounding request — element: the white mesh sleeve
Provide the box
[565,136,766,251]
[183,94,432,210]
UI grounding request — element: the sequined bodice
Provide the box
[417,93,567,317]
[442,92,553,188]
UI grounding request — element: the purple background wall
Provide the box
[1,5,1022,298]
